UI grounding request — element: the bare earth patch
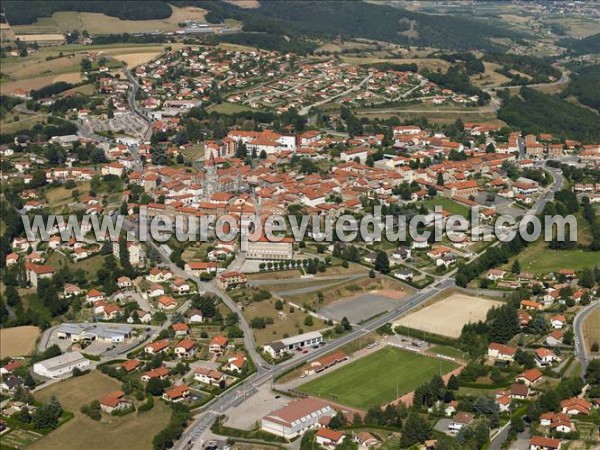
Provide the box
[0,326,41,358]
[394,294,502,338]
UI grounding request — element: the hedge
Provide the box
[393,325,457,346]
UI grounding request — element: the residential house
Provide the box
[488,343,517,362]
[529,435,561,450]
[515,369,543,386]
[194,367,225,386]
[315,428,345,447]
[448,412,474,432]
[100,391,131,413]
[209,335,228,353]
[141,366,169,382]
[174,339,196,359]
[144,339,170,355]
[163,384,189,403]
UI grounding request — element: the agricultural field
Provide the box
[0,428,44,449]
[0,325,41,358]
[394,294,502,338]
[11,6,207,35]
[471,62,512,88]
[29,371,171,450]
[297,346,459,409]
[583,307,600,354]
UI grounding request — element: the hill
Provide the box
[5,0,529,52]
[498,87,600,143]
[559,32,600,55]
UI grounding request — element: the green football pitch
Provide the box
[297,346,459,409]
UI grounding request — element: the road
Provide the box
[123,67,153,144]
[573,301,600,380]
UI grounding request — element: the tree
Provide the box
[146,377,168,396]
[400,413,431,447]
[304,315,314,326]
[437,172,445,186]
[580,268,595,289]
[374,251,390,274]
[447,374,460,391]
[340,316,352,331]
[592,342,599,353]
[511,258,521,274]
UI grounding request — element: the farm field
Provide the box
[0,326,41,358]
[394,294,502,338]
[29,371,171,450]
[11,6,208,35]
[582,307,600,354]
[297,346,459,409]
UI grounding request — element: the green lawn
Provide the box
[207,103,257,114]
[297,346,459,409]
[427,345,465,360]
[422,198,470,216]
[503,239,600,274]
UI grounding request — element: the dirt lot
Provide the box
[583,307,600,354]
[394,293,502,338]
[30,371,171,450]
[0,326,41,358]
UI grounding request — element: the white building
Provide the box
[261,398,335,438]
[246,236,294,260]
[33,351,91,378]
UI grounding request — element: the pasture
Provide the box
[30,371,171,450]
[394,294,502,338]
[0,326,41,358]
[297,346,459,410]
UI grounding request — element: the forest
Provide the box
[497,87,600,143]
[559,32,600,55]
[562,63,600,112]
[421,65,491,105]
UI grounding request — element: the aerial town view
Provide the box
[0,1,599,450]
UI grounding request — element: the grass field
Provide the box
[298,346,458,409]
[30,371,171,450]
[583,307,600,354]
[422,197,470,216]
[45,252,106,280]
[207,103,258,115]
[502,239,600,274]
[0,326,41,358]
[427,345,465,360]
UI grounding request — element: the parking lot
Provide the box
[318,291,408,324]
[223,384,290,430]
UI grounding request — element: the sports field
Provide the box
[297,346,458,409]
[394,293,502,338]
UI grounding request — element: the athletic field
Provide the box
[297,346,459,409]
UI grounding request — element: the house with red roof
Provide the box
[209,335,228,353]
[515,368,543,386]
[315,428,345,447]
[99,391,131,413]
[529,435,561,450]
[141,366,169,382]
[144,339,170,355]
[162,384,189,403]
[174,339,196,358]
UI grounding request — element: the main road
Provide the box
[573,301,600,380]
